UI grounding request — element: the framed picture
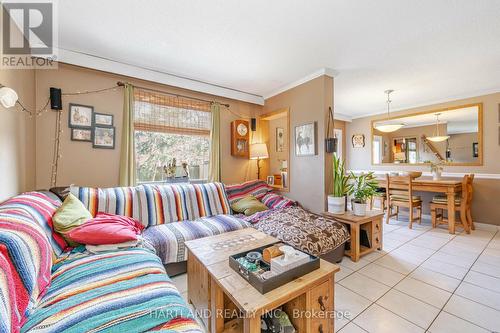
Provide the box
[295,122,317,156]
[266,175,275,185]
[94,113,113,127]
[276,127,284,152]
[93,126,115,149]
[473,142,479,157]
[352,134,365,148]
[71,128,92,142]
[69,103,93,128]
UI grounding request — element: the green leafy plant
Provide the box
[331,154,351,197]
[348,172,379,204]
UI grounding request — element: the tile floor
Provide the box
[171,218,500,333]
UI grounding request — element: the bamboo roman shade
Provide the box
[134,89,212,136]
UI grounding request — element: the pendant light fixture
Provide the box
[374,89,405,133]
[427,113,450,142]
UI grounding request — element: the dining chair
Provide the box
[430,174,474,234]
[385,174,422,229]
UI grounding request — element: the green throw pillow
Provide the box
[231,195,268,216]
[53,193,93,246]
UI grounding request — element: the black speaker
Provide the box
[50,87,62,110]
[251,118,256,131]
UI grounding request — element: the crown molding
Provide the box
[52,48,265,105]
[334,112,352,122]
[350,87,500,120]
[263,67,337,100]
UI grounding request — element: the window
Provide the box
[134,89,211,183]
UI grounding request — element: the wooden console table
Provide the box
[324,210,384,262]
[186,228,339,333]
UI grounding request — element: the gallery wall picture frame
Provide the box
[69,103,93,128]
[93,126,115,149]
[276,127,284,152]
[94,113,114,127]
[71,128,92,142]
[295,122,317,156]
[352,134,365,148]
[473,142,479,158]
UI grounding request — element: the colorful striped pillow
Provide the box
[70,186,143,219]
[261,192,296,209]
[0,209,53,329]
[137,182,231,227]
[0,252,19,333]
[225,180,272,204]
[0,192,67,256]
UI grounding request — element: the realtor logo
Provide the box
[1,0,58,68]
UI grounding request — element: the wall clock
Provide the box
[231,120,250,158]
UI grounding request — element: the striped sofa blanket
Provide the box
[0,192,203,333]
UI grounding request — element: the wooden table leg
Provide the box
[351,225,360,262]
[210,277,225,333]
[447,191,455,234]
[243,314,261,333]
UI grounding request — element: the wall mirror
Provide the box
[371,103,483,166]
[261,108,290,192]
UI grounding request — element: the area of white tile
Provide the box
[394,277,452,308]
[464,270,500,293]
[409,267,461,293]
[339,272,391,301]
[454,281,500,311]
[338,322,368,333]
[428,312,489,333]
[444,294,500,332]
[376,289,441,329]
[357,263,405,287]
[354,304,424,333]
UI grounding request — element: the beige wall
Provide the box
[0,68,36,201]
[264,76,333,213]
[346,92,500,225]
[34,63,262,189]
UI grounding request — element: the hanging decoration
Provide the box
[0,83,121,187]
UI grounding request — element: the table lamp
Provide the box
[250,143,269,179]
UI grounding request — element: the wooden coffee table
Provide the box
[186,228,339,333]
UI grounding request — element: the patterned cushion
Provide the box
[70,186,142,219]
[390,195,422,202]
[252,206,350,256]
[22,248,202,333]
[225,180,272,204]
[0,192,67,256]
[432,195,461,205]
[137,182,232,227]
[0,209,53,329]
[261,192,296,209]
[143,215,249,264]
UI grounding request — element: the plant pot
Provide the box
[328,195,346,214]
[352,201,367,216]
[432,169,442,181]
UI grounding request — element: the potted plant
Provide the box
[327,155,351,214]
[430,161,444,180]
[348,172,379,216]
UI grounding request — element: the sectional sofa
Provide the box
[0,192,203,333]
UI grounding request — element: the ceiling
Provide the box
[56,0,500,118]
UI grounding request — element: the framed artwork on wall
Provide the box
[93,126,115,149]
[295,122,317,156]
[276,127,284,152]
[71,128,92,142]
[94,113,113,127]
[69,103,93,128]
[352,134,365,148]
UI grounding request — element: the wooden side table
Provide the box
[324,210,384,262]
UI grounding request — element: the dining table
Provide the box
[375,176,463,234]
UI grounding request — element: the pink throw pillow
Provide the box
[67,213,144,245]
